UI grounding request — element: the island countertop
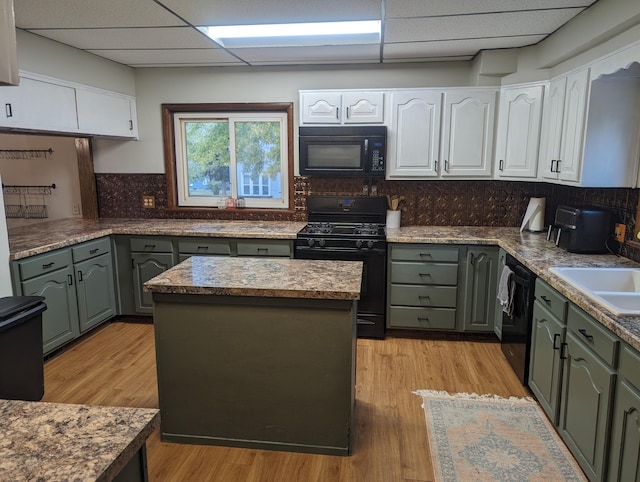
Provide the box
[0,399,159,482]
[143,256,364,300]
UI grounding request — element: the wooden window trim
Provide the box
[161,102,295,214]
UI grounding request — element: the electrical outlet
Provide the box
[142,195,155,209]
[72,203,81,216]
[615,223,626,242]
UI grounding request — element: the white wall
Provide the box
[0,134,82,228]
[16,29,135,95]
[0,172,13,296]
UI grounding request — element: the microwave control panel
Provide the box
[370,140,385,173]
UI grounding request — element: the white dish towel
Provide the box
[497,265,516,317]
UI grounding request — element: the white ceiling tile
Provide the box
[383,36,547,60]
[160,0,382,25]
[29,27,216,50]
[14,0,184,29]
[385,9,583,43]
[386,0,596,18]
[229,44,380,64]
[85,49,245,67]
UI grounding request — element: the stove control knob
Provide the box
[307,238,315,247]
[367,240,374,249]
[318,239,326,247]
[356,239,363,248]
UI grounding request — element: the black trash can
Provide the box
[0,296,47,401]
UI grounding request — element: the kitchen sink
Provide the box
[549,267,640,316]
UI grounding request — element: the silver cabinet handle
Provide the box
[444,160,449,172]
[5,103,12,118]
[336,107,339,119]
[499,159,504,171]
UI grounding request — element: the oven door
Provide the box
[294,246,386,338]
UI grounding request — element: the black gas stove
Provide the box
[295,195,387,339]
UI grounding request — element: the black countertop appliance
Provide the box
[550,205,613,254]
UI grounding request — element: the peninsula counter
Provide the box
[144,256,363,456]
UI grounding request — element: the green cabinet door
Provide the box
[22,268,80,355]
[132,253,174,314]
[608,378,640,482]
[493,248,506,339]
[559,331,615,482]
[528,300,565,424]
[75,253,116,333]
[461,246,498,332]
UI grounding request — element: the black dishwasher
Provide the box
[500,255,536,385]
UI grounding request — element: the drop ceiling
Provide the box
[14,0,599,68]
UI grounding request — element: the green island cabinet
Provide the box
[529,277,626,482]
[386,244,498,332]
[11,237,116,355]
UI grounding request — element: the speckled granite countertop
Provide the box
[387,226,640,350]
[144,256,363,300]
[8,218,306,260]
[0,399,159,482]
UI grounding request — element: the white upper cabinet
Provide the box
[76,87,138,139]
[300,91,384,124]
[387,90,441,178]
[0,71,138,139]
[557,68,590,183]
[0,0,18,86]
[540,77,567,181]
[495,83,545,180]
[1,75,78,132]
[440,89,497,178]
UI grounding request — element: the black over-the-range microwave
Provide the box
[298,126,386,177]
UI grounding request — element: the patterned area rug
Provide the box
[415,390,587,482]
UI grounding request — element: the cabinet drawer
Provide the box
[72,237,111,263]
[567,304,619,367]
[237,240,292,257]
[618,344,640,389]
[535,278,568,322]
[388,306,456,330]
[18,250,72,281]
[178,238,231,256]
[130,237,173,253]
[390,244,459,262]
[389,284,457,308]
[390,262,458,285]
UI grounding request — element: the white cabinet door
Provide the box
[541,77,567,181]
[495,84,544,179]
[300,91,384,124]
[76,88,137,138]
[342,92,384,124]
[441,89,496,177]
[0,76,78,132]
[387,90,441,178]
[0,0,18,86]
[558,68,589,183]
[300,92,341,124]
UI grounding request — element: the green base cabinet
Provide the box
[558,305,619,482]
[130,237,176,314]
[609,344,640,482]
[12,237,116,355]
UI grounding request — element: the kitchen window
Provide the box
[162,103,293,211]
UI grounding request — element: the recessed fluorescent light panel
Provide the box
[199,21,381,48]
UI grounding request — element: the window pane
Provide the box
[185,121,231,197]
[235,121,282,199]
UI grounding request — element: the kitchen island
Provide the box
[144,256,363,456]
[0,399,159,481]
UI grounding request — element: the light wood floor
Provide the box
[42,321,530,482]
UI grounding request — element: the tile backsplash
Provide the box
[96,173,639,260]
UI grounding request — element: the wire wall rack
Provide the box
[0,148,54,159]
[2,183,56,219]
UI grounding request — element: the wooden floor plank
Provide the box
[41,321,529,481]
